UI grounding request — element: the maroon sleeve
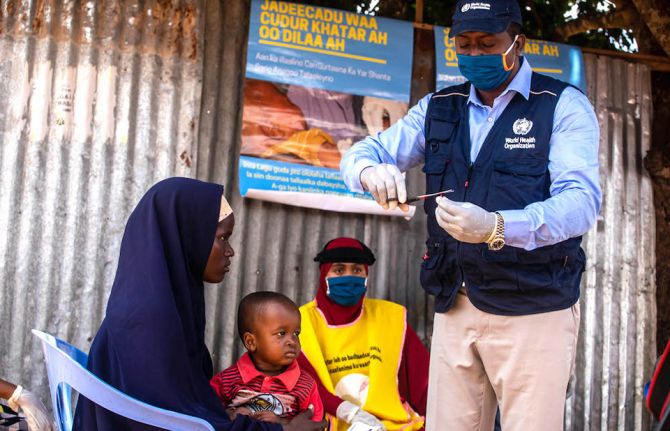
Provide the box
[297,352,344,415]
[397,324,429,416]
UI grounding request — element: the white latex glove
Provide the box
[435,196,496,243]
[336,401,385,429]
[359,164,409,212]
[7,385,54,431]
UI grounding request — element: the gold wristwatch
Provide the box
[487,212,505,251]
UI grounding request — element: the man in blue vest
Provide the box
[339,1,601,430]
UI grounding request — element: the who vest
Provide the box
[299,299,424,431]
[421,72,585,316]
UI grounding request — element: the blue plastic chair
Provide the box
[32,329,215,431]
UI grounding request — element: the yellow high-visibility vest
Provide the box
[300,298,424,431]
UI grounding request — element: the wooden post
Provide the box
[415,0,424,23]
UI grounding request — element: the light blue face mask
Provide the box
[456,35,518,91]
[326,275,367,306]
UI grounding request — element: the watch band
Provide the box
[485,214,499,244]
[487,212,505,250]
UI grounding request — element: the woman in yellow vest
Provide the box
[297,237,428,431]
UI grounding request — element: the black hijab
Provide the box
[73,177,280,431]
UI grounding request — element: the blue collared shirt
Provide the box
[340,58,602,250]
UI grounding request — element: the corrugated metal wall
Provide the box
[0,0,203,395]
[0,1,657,429]
[565,54,657,430]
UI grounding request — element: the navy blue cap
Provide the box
[451,0,522,36]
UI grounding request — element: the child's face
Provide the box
[245,302,301,375]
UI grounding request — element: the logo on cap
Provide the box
[512,118,533,135]
[461,2,491,12]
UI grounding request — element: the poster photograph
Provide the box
[239,0,414,217]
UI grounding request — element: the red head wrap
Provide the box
[314,237,375,325]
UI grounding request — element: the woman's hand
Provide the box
[226,406,253,420]
[282,405,328,431]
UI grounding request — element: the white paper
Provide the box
[244,189,416,219]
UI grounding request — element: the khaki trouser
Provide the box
[426,290,580,431]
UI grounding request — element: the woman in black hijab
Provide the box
[73,177,325,431]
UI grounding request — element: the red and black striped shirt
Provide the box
[210,352,323,420]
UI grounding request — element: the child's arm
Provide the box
[303,379,324,421]
[297,352,342,415]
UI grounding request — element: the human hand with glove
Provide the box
[359,164,409,212]
[435,196,496,243]
[336,400,385,430]
[4,383,54,431]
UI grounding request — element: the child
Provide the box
[211,292,324,425]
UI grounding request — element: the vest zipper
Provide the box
[458,162,474,290]
[464,162,474,195]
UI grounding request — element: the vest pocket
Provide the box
[518,250,562,292]
[489,158,548,210]
[424,114,456,200]
[427,110,458,142]
[480,248,520,291]
[478,248,554,292]
[420,238,456,297]
[422,155,449,175]
[555,247,586,287]
[423,154,450,213]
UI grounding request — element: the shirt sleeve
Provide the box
[297,352,343,415]
[210,371,232,405]
[397,324,429,417]
[302,379,325,421]
[498,86,602,250]
[339,93,431,193]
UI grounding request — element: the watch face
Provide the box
[489,239,505,251]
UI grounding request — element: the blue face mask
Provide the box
[326,276,367,306]
[456,35,518,91]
